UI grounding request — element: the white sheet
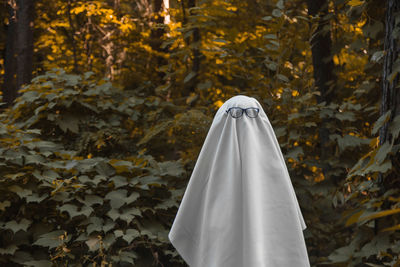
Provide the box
[169,95,310,267]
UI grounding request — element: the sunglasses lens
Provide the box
[246,108,259,118]
[229,107,243,118]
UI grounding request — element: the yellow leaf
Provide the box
[348,0,364,6]
[345,210,364,226]
[333,55,340,65]
[381,223,400,232]
[71,6,86,15]
[214,100,224,108]
[359,208,400,222]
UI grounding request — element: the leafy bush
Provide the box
[0,68,212,266]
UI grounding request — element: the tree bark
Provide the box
[150,0,164,46]
[66,0,78,74]
[376,0,400,234]
[306,0,337,181]
[16,0,34,92]
[145,0,168,94]
[183,0,202,97]
[2,1,18,108]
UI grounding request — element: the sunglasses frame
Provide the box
[225,107,260,118]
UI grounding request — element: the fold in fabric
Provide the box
[169,95,310,267]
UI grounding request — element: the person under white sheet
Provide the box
[169,95,310,267]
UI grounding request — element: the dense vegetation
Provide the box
[0,0,399,266]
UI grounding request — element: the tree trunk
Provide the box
[376,0,400,234]
[306,0,337,181]
[150,0,164,49]
[66,0,78,74]
[183,0,202,97]
[16,0,34,92]
[147,0,168,89]
[2,1,18,108]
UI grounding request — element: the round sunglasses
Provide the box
[225,107,260,118]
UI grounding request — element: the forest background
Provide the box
[0,0,399,266]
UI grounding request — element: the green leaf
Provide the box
[107,208,120,221]
[184,71,197,83]
[125,192,140,204]
[0,244,18,255]
[112,175,129,188]
[354,233,390,258]
[387,58,400,83]
[57,114,80,134]
[84,71,95,79]
[95,161,116,176]
[114,229,140,243]
[3,219,31,233]
[331,134,370,152]
[4,172,26,179]
[276,0,284,9]
[364,159,392,175]
[197,80,212,90]
[124,229,140,243]
[375,142,393,164]
[261,16,272,21]
[85,236,100,251]
[155,198,179,210]
[328,245,354,263]
[111,251,138,264]
[119,207,141,223]
[304,122,317,127]
[263,34,277,39]
[86,217,103,235]
[26,193,48,203]
[58,203,93,218]
[286,146,304,161]
[0,201,11,211]
[103,219,116,233]
[276,74,288,82]
[138,175,167,189]
[335,111,356,121]
[371,50,384,63]
[105,190,127,209]
[24,154,46,165]
[33,230,65,249]
[158,160,185,177]
[84,195,104,206]
[372,110,391,135]
[272,9,282,17]
[388,114,400,141]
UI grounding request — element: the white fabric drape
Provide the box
[169,95,310,267]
